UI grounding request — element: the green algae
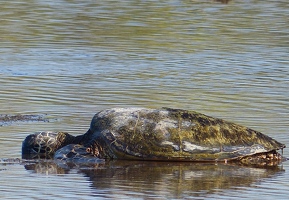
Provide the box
[91,108,285,161]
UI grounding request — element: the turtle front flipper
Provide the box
[54,143,105,163]
[22,131,76,159]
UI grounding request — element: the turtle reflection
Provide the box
[23,160,284,198]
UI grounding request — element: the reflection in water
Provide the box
[22,159,284,198]
[214,0,231,3]
[0,0,288,199]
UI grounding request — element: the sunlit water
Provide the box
[0,0,289,199]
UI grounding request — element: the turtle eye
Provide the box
[86,147,92,153]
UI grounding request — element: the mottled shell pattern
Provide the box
[89,107,285,161]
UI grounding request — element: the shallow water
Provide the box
[0,0,289,199]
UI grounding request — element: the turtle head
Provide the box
[22,131,76,159]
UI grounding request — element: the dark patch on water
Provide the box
[0,114,49,126]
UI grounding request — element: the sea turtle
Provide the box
[22,108,286,165]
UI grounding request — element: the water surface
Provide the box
[0,0,289,199]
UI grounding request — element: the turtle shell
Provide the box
[89,107,285,162]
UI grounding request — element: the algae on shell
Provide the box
[88,107,284,161]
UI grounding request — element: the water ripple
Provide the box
[0,0,289,199]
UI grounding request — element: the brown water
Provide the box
[1,0,289,199]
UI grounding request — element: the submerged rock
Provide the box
[0,114,48,126]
